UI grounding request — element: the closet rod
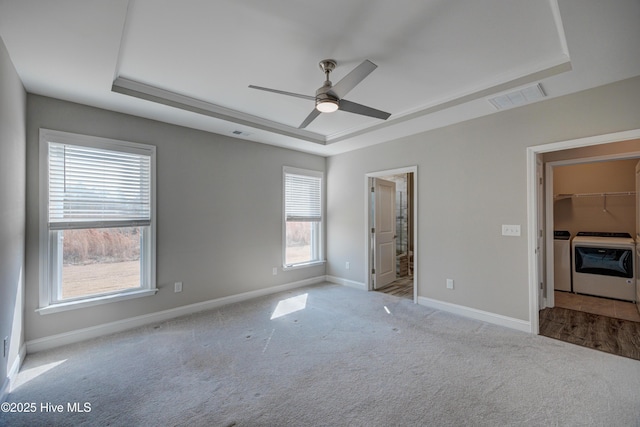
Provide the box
[555,191,636,199]
[572,191,635,197]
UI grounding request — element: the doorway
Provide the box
[527,129,640,334]
[365,167,417,302]
[539,153,640,359]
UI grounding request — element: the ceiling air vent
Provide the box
[488,83,546,110]
[231,130,251,137]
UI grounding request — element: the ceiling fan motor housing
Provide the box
[315,85,339,112]
[315,60,339,112]
[315,68,339,112]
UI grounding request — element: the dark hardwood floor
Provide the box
[376,276,413,300]
[540,306,640,360]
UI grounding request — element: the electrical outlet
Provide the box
[272,267,278,276]
[174,282,183,293]
[502,224,521,236]
[446,279,454,290]
[345,262,350,270]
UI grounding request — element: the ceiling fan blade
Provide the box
[339,99,391,120]
[328,60,378,99]
[298,109,321,129]
[248,85,315,101]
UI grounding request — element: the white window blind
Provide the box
[48,142,151,230]
[285,172,322,222]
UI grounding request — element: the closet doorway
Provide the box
[526,128,640,335]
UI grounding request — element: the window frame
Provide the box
[38,129,157,314]
[282,166,325,269]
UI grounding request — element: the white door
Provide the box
[374,178,396,289]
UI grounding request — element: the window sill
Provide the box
[36,288,158,315]
[282,260,326,271]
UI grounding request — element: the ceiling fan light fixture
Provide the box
[316,99,339,113]
[248,58,389,128]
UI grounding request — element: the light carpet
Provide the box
[2,283,640,426]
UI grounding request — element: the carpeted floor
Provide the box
[3,283,640,426]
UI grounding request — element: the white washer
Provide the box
[572,233,636,302]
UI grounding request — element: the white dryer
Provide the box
[572,232,636,302]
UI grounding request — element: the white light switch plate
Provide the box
[502,224,521,236]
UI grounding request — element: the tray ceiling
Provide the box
[1,0,639,155]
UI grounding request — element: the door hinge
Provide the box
[371,268,375,274]
[371,186,375,193]
[371,227,375,234]
[540,282,543,290]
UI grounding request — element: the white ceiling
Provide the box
[1,0,639,156]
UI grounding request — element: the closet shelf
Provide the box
[554,191,636,201]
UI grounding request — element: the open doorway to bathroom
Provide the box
[366,168,416,301]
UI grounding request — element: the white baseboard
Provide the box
[26,276,326,354]
[325,275,366,290]
[418,296,532,333]
[1,344,26,402]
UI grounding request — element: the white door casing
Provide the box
[529,128,640,335]
[374,178,396,289]
[537,156,546,309]
[635,160,640,239]
[635,161,640,308]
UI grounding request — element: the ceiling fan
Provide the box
[249,59,391,129]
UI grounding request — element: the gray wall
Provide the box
[0,37,26,395]
[327,75,640,322]
[25,95,325,341]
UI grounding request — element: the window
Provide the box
[283,167,324,268]
[38,129,156,313]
